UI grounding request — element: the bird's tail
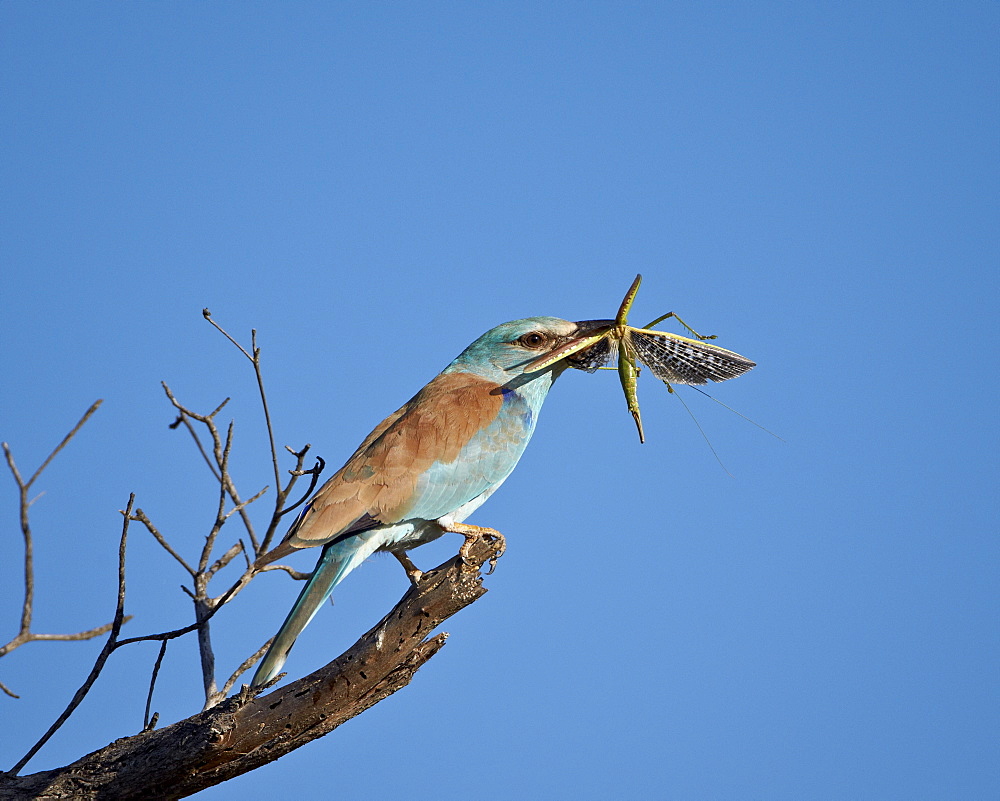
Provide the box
[251,531,384,687]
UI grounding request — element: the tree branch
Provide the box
[129,508,195,577]
[24,401,104,489]
[8,495,134,775]
[202,310,282,515]
[162,383,262,553]
[1,536,502,798]
[0,402,122,685]
[144,640,169,732]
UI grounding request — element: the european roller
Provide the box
[251,316,610,687]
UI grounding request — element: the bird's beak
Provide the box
[522,319,615,373]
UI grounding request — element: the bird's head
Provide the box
[445,317,614,386]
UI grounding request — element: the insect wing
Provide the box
[521,331,610,374]
[568,335,615,372]
[629,328,756,385]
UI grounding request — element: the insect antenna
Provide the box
[688,386,784,442]
[666,383,734,477]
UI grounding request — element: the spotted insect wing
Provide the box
[567,335,615,372]
[630,329,756,385]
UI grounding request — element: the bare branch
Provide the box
[223,487,267,522]
[208,541,244,577]
[10,494,135,775]
[0,401,120,676]
[280,456,325,518]
[163,382,261,552]
[163,382,230,426]
[250,329,283,496]
[1,442,24,486]
[24,400,104,489]
[199,421,235,575]
[129,508,195,576]
[256,453,324,557]
[259,564,312,581]
[114,567,255,648]
[2,535,503,793]
[218,637,274,700]
[202,308,253,361]
[5,319,349,774]
[143,640,168,732]
[203,310,282,494]
[2,441,34,656]
[169,411,221,482]
[195,603,218,706]
[25,620,122,643]
[114,620,203,648]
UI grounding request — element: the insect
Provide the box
[523,274,756,442]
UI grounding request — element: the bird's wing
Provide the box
[403,386,535,520]
[286,371,512,549]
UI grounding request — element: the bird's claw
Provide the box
[446,523,506,575]
[485,533,506,575]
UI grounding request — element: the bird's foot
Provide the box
[442,522,506,575]
[391,550,424,587]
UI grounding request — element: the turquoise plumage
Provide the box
[251,317,607,687]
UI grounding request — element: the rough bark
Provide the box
[0,538,499,800]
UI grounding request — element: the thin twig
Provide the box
[114,569,254,648]
[280,456,325,518]
[163,383,230,425]
[219,636,274,699]
[223,486,267,522]
[25,400,104,488]
[199,422,235,575]
[1,401,119,670]
[163,382,260,552]
[25,621,120,642]
[11,494,134,775]
[257,452,323,555]
[259,564,312,581]
[114,620,204,648]
[130,508,195,576]
[202,308,252,361]
[143,640,168,732]
[0,620,125,659]
[207,541,244,578]
[202,311,282,537]
[170,412,221,482]
[250,329,283,496]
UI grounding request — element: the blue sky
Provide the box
[1,3,997,798]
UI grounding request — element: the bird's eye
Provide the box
[516,332,548,349]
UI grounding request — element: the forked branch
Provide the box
[0,401,127,699]
[3,314,332,774]
[0,535,503,799]
[8,494,135,775]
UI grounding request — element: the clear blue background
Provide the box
[2,3,997,799]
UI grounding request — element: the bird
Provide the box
[251,316,611,687]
